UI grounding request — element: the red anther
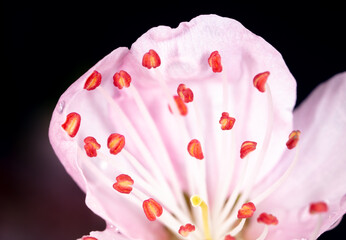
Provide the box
[224,235,236,240]
[84,70,102,91]
[143,198,163,221]
[178,223,196,237]
[286,130,301,150]
[237,202,256,219]
[61,112,81,138]
[142,49,161,69]
[82,237,98,240]
[187,139,204,160]
[113,174,134,194]
[219,112,236,130]
[84,137,101,157]
[208,51,222,72]
[253,71,270,93]
[240,141,257,159]
[107,133,125,155]
[257,212,279,225]
[113,70,131,89]
[177,84,194,103]
[309,201,328,214]
[169,95,188,116]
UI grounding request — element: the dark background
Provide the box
[1,1,345,239]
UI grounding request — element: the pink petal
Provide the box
[247,72,346,239]
[49,14,297,238]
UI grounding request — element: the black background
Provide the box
[1,1,345,239]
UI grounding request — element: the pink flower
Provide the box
[49,15,346,240]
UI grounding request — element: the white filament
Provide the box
[255,225,269,240]
[129,85,189,212]
[251,145,300,205]
[309,214,323,240]
[229,219,246,236]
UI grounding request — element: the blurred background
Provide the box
[1,1,345,239]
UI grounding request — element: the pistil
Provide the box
[191,195,213,240]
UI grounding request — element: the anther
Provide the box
[84,136,101,157]
[177,84,194,103]
[142,49,161,69]
[84,70,102,91]
[82,237,98,240]
[190,195,212,240]
[113,174,134,194]
[309,201,328,214]
[286,130,301,150]
[142,198,163,221]
[169,95,188,116]
[253,71,270,93]
[219,112,236,130]
[240,141,257,159]
[224,235,236,240]
[237,202,256,218]
[208,51,222,72]
[257,213,278,225]
[178,223,196,237]
[61,112,81,138]
[113,70,131,89]
[187,139,204,160]
[107,133,125,155]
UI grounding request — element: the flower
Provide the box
[49,15,346,240]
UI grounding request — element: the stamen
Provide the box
[257,213,278,225]
[219,112,236,130]
[83,136,101,157]
[142,49,161,69]
[112,174,134,194]
[177,84,194,103]
[255,213,278,240]
[84,70,102,91]
[113,70,131,89]
[309,202,328,240]
[237,202,256,219]
[208,51,222,72]
[286,130,301,149]
[187,139,204,160]
[178,223,196,237]
[240,141,257,159]
[143,198,163,221]
[61,112,81,138]
[190,195,212,240]
[253,71,270,93]
[107,133,125,155]
[169,96,188,116]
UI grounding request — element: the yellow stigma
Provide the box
[190,195,212,240]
